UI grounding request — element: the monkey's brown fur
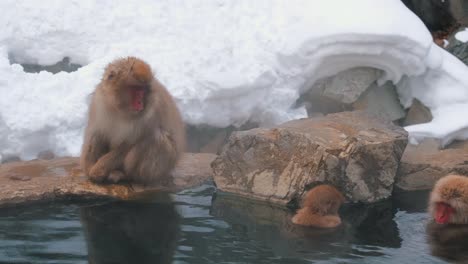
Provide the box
[292,185,345,228]
[80,57,185,184]
[429,174,468,224]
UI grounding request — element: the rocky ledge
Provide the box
[212,111,408,205]
[0,153,216,207]
[395,139,468,191]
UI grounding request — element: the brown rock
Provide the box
[212,111,408,204]
[395,140,468,191]
[0,153,216,207]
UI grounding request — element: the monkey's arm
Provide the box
[81,132,109,174]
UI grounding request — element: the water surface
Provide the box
[0,185,458,263]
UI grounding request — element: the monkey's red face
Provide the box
[129,85,146,112]
[434,202,455,224]
[101,57,154,116]
[102,81,149,115]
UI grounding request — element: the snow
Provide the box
[1,0,468,159]
[455,28,468,43]
[443,39,450,48]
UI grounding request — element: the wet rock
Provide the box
[401,99,433,126]
[352,81,406,122]
[8,175,31,181]
[212,111,408,204]
[395,139,468,191]
[0,153,216,207]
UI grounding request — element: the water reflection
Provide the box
[340,201,401,248]
[0,185,449,263]
[392,190,430,213]
[427,221,468,262]
[80,194,179,264]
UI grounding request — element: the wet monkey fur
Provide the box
[429,174,468,225]
[81,57,185,184]
[292,185,345,228]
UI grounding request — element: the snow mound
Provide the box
[1,0,468,159]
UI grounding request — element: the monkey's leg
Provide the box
[108,170,126,183]
[124,131,179,184]
[81,133,109,176]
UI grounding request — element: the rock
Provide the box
[298,67,381,115]
[298,68,406,123]
[352,81,406,122]
[321,67,382,104]
[11,56,82,74]
[0,153,217,207]
[402,99,433,126]
[395,139,468,191]
[37,150,55,160]
[447,28,468,65]
[186,123,257,154]
[212,111,408,204]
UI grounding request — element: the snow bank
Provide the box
[1,0,468,159]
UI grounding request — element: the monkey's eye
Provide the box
[107,71,115,80]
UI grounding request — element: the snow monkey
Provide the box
[429,174,468,225]
[292,185,345,228]
[80,57,185,184]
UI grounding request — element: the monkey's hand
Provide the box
[88,147,129,183]
[88,162,109,183]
